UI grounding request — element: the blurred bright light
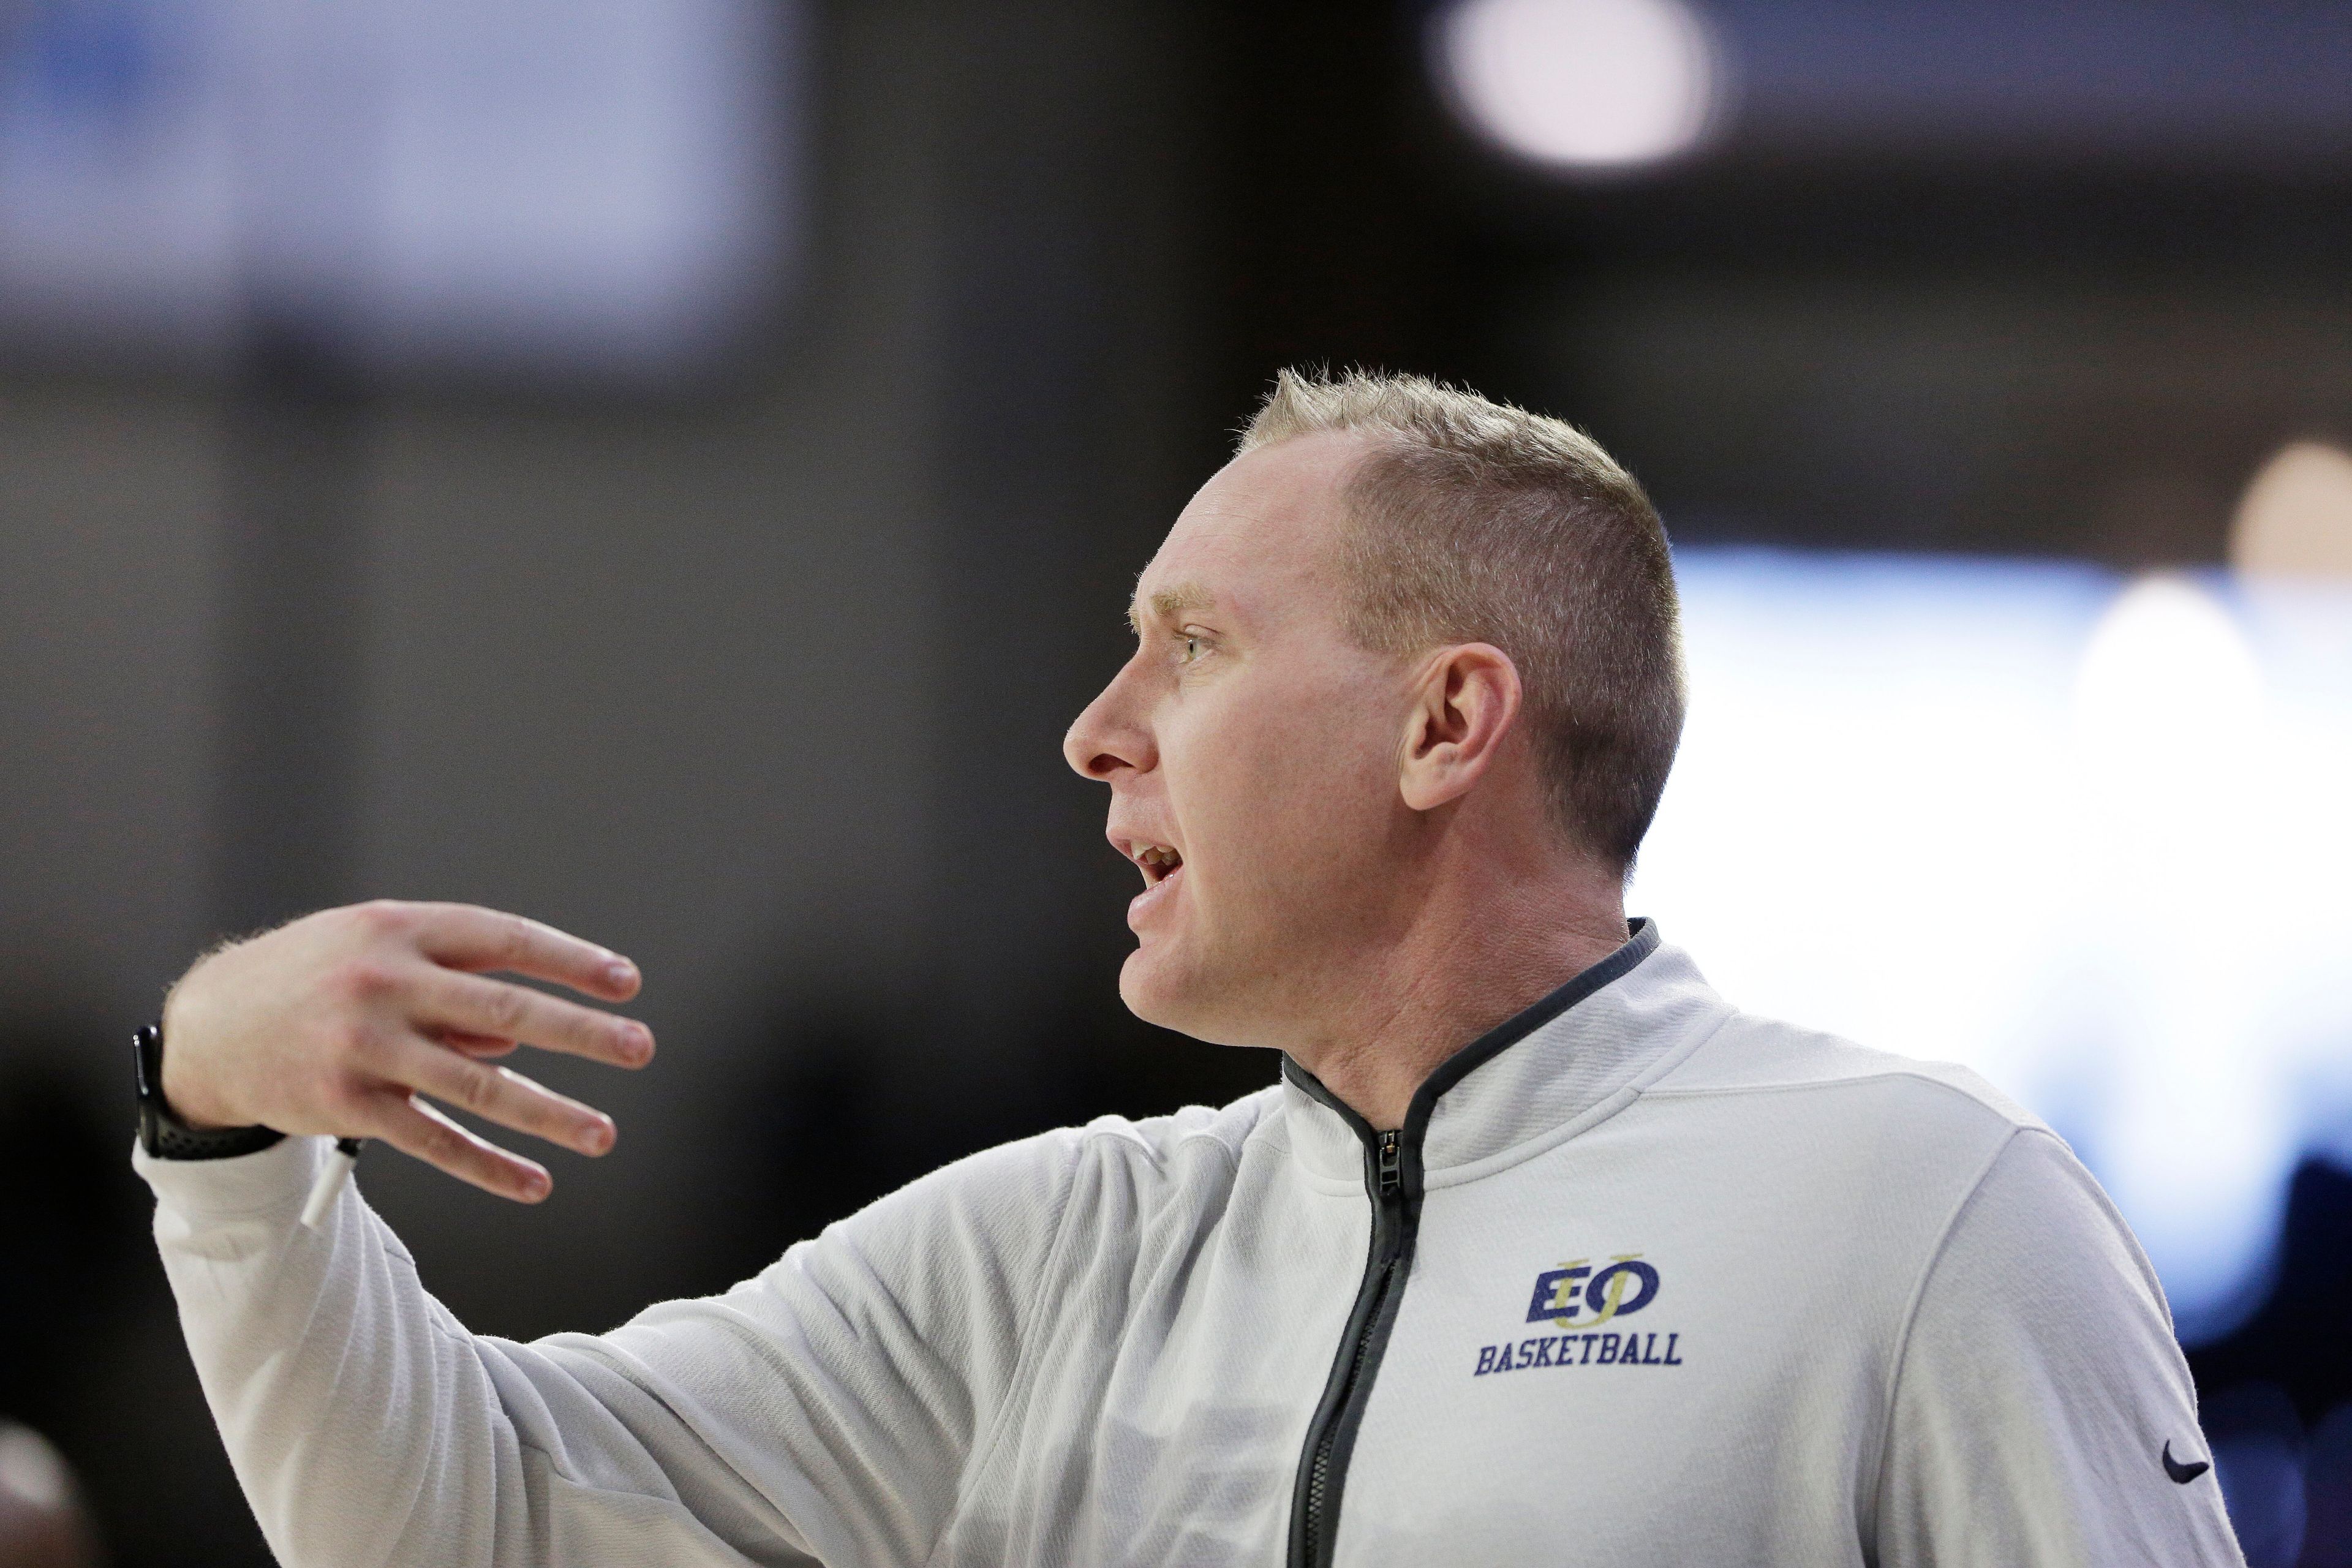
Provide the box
[1434,0,1721,170]
[2233,442,2352,581]
[2072,575,2266,839]
[1630,551,2352,1341]
[0,1423,71,1511]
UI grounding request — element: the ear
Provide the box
[1398,643,1524,813]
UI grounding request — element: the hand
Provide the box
[159,901,653,1202]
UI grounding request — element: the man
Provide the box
[140,371,2242,1565]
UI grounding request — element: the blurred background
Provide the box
[2,0,2349,1562]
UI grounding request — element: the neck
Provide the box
[1285,857,1630,1132]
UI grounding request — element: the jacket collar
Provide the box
[1279,921,1732,1188]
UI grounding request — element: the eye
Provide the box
[1181,634,1201,663]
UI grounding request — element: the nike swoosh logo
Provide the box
[2163,1441,2211,1484]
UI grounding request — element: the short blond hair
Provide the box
[1238,368,1684,873]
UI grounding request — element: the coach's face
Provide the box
[1064,432,1419,1047]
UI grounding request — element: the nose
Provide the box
[1063,660,1155,782]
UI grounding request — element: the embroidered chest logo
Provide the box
[1473,1254,1685,1377]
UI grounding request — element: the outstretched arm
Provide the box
[141,902,1071,1568]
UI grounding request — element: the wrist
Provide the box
[157,987,237,1129]
[157,1056,236,1131]
[133,1023,284,1161]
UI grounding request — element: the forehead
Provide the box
[1133,431,1366,622]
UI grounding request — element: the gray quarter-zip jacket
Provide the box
[138,924,2244,1566]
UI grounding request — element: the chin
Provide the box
[1117,944,1186,1028]
[1118,941,1247,1046]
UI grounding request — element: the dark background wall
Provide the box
[2,2,2348,1562]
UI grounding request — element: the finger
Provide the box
[394,1038,616,1157]
[405,903,641,1002]
[412,968,654,1070]
[360,1090,551,1203]
[428,1026,519,1060]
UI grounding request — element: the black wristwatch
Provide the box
[133,1023,285,1160]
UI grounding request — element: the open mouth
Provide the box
[1133,843,1184,887]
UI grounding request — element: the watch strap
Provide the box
[133,1023,285,1160]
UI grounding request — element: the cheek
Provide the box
[1170,681,1397,892]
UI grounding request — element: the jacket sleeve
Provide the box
[137,1126,1082,1568]
[1871,1127,2245,1567]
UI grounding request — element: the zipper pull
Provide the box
[1376,1130,1402,1197]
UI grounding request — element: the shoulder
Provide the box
[1637,1006,2059,1231]
[1648,1005,2044,1136]
[1943,1124,2158,1300]
[839,1082,1284,1254]
[1063,1083,1284,1177]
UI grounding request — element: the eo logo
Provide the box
[1475,1253,1681,1377]
[1526,1256,1659,1329]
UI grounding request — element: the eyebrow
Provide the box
[1126,582,1215,637]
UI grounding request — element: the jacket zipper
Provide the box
[1275,927,1657,1565]
[1289,1126,1415,1568]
